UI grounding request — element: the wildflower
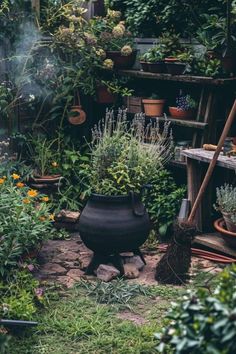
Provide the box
[49,213,55,221]
[35,287,44,300]
[69,15,81,23]
[23,198,31,204]
[39,216,46,221]
[112,25,125,38]
[11,173,20,180]
[41,196,49,202]
[0,178,5,184]
[3,176,6,179]
[95,48,106,59]
[84,32,97,46]
[121,45,132,56]
[28,94,35,102]
[16,182,25,188]
[27,189,38,198]
[100,31,112,42]
[51,161,58,167]
[27,264,35,272]
[103,59,114,70]
[107,9,121,20]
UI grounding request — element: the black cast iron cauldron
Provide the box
[78,192,151,255]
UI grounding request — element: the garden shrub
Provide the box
[144,169,185,237]
[107,0,226,38]
[0,173,53,277]
[155,265,236,353]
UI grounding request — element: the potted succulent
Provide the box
[78,109,173,274]
[142,93,166,117]
[169,91,197,120]
[214,184,236,232]
[140,44,166,73]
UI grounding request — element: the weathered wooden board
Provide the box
[120,70,236,86]
[158,117,208,130]
[193,233,236,258]
[182,148,236,170]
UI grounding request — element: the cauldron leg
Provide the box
[85,253,105,275]
[134,248,146,265]
[111,254,124,276]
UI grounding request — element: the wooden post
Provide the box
[31,0,40,19]
[93,0,106,17]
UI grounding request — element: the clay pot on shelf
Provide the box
[106,50,137,69]
[214,218,236,248]
[96,85,116,104]
[142,98,166,117]
[222,212,236,232]
[165,57,186,75]
[148,61,166,73]
[68,105,86,125]
[169,106,195,120]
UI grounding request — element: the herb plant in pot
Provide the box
[140,44,166,73]
[214,184,236,233]
[142,94,166,117]
[78,109,173,274]
[169,91,197,120]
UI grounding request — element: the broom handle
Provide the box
[188,99,236,223]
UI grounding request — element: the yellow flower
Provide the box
[51,161,58,167]
[49,214,55,221]
[16,182,25,188]
[103,59,114,70]
[12,173,20,180]
[0,178,5,184]
[121,45,132,57]
[41,196,49,202]
[3,176,6,179]
[39,216,46,222]
[27,189,38,198]
[23,198,31,204]
[112,25,125,38]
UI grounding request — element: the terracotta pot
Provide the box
[106,50,137,69]
[169,106,195,120]
[214,218,236,248]
[32,174,61,184]
[68,105,86,125]
[165,57,179,63]
[148,61,166,73]
[140,61,149,72]
[222,212,236,232]
[96,86,116,104]
[142,99,165,117]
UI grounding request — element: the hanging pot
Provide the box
[106,50,137,69]
[78,192,151,255]
[68,105,86,125]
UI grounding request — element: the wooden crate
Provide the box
[125,96,143,114]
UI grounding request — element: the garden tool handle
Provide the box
[188,99,236,224]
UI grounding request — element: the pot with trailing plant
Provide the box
[169,91,197,120]
[25,135,61,191]
[142,94,166,117]
[78,109,173,275]
[140,44,166,73]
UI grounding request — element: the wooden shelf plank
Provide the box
[156,116,208,129]
[182,148,236,170]
[193,233,236,258]
[119,70,236,86]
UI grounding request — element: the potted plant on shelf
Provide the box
[140,44,166,73]
[169,91,197,120]
[78,109,173,275]
[142,93,166,117]
[214,184,236,233]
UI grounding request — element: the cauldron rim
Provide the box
[90,193,132,203]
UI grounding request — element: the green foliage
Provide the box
[144,169,185,237]
[0,175,53,277]
[193,57,222,78]
[155,265,236,354]
[0,82,13,120]
[90,109,173,195]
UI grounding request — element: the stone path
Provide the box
[35,233,222,288]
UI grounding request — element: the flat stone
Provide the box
[79,254,92,270]
[124,264,140,279]
[124,256,145,271]
[97,264,120,282]
[40,263,67,276]
[54,251,79,262]
[57,241,81,253]
[67,268,84,281]
[55,210,80,223]
[56,276,75,288]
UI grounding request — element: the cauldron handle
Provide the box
[130,191,145,217]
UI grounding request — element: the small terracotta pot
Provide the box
[106,50,137,69]
[68,105,86,125]
[169,106,195,120]
[222,212,236,232]
[96,86,116,104]
[214,218,236,248]
[142,99,165,117]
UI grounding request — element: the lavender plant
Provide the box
[89,109,173,195]
[215,184,236,216]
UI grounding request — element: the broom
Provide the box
[156,99,236,285]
